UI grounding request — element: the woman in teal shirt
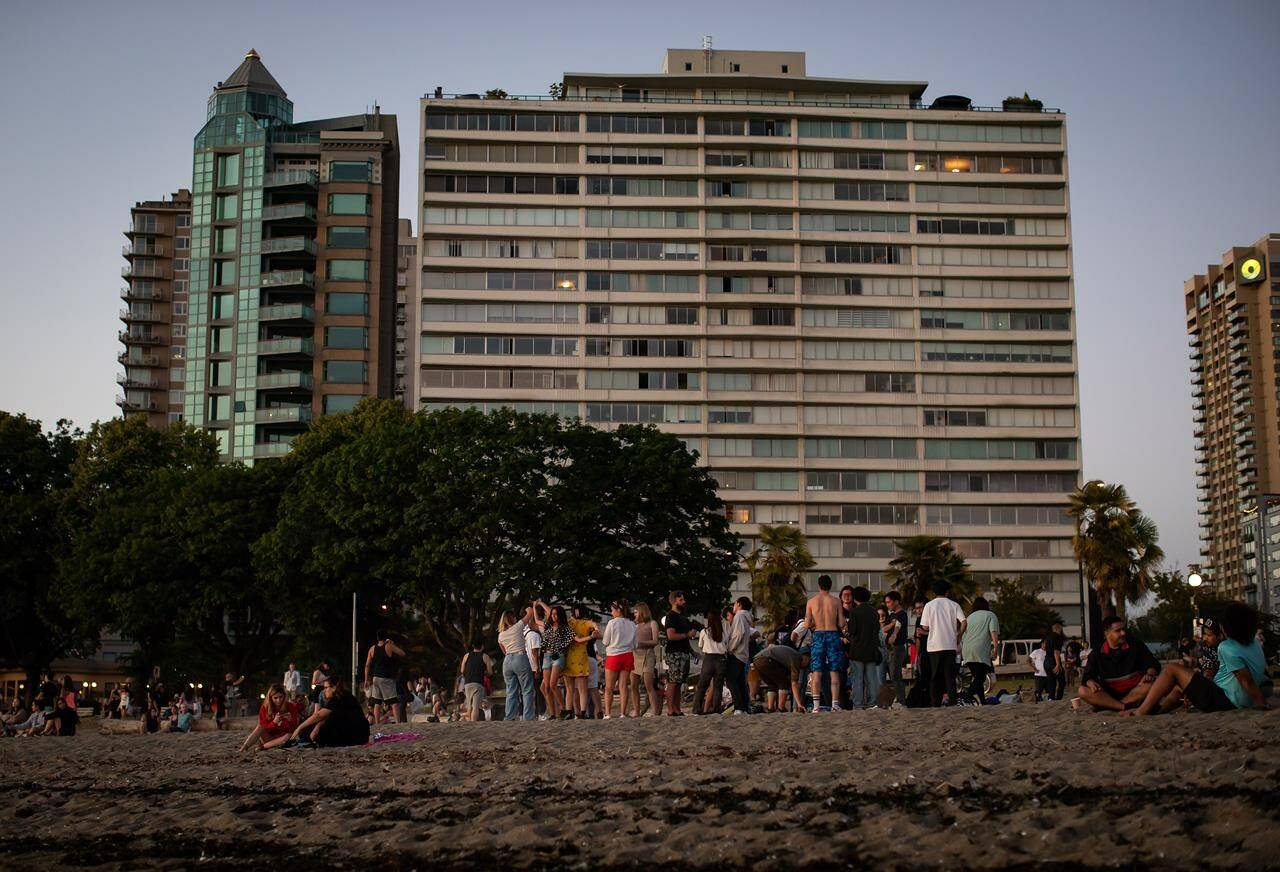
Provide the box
[1128,602,1270,715]
[961,597,1001,703]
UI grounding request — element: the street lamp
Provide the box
[1188,572,1203,638]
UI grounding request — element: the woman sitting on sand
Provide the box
[240,684,304,752]
[288,678,370,748]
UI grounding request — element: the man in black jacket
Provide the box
[1078,617,1160,711]
[846,587,882,709]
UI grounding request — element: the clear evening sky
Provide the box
[1,0,1277,571]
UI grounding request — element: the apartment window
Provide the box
[210,293,233,319]
[215,194,238,220]
[176,215,191,227]
[324,360,368,383]
[213,259,237,286]
[328,226,370,248]
[327,259,370,281]
[214,227,237,253]
[781,65,788,73]
[208,395,231,421]
[216,153,241,186]
[175,237,190,250]
[325,327,368,349]
[684,62,693,71]
[174,259,190,272]
[323,394,362,414]
[329,160,372,182]
[208,360,231,386]
[732,63,741,72]
[329,193,370,216]
[326,292,369,315]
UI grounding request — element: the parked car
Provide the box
[994,639,1042,677]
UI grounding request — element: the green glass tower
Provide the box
[185,50,400,462]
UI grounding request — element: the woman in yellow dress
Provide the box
[565,605,599,719]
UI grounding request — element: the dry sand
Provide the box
[2,704,1278,869]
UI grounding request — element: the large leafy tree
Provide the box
[885,535,974,606]
[986,577,1064,640]
[1132,570,1230,645]
[1067,480,1164,622]
[258,402,738,654]
[0,413,93,700]
[55,417,220,681]
[745,524,814,630]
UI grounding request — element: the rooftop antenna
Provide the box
[702,35,713,72]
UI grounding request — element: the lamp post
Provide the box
[1188,572,1203,638]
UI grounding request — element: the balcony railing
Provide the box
[255,406,313,424]
[257,371,314,391]
[116,396,159,412]
[120,285,164,301]
[261,269,315,289]
[117,374,159,389]
[124,242,166,257]
[264,170,319,188]
[118,351,162,367]
[261,236,318,256]
[259,303,316,323]
[257,337,315,356]
[123,264,169,279]
[261,203,316,222]
[118,330,165,345]
[120,306,163,323]
[253,441,295,458]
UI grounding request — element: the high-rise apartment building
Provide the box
[119,190,192,427]
[417,49,1083,627]
[396,218,416,405]
[183,50,399,461]
[1186,234,1280,600]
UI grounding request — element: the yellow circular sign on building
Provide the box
[1240,257,1264,283]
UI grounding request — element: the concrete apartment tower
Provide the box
[119,190,192,426]
[416,48,1083,627]
[182,50,399,461]
[396,218,416,406]
[1185,235,1280,604]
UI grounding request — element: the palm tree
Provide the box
[745,524,814,630]
[1066,480,1164,622]
[885,535,974,606]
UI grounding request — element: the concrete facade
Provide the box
[1186,234,1280,600]
[416,49,1083,627]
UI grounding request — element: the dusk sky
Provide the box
[2,0,1277,571]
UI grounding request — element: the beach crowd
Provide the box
[5,579,1270,747]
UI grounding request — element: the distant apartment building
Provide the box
[181,50,399,461]
[416,48,1083,627]
[1241,494,1280,613]
[396,219,416,405]
[1186,234,1280,601]
[119,190,192,426]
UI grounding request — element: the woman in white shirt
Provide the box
[601,600,637,719]
[693,609,728,715]
[497,607,537,722]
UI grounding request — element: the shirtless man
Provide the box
[805,574,847,712]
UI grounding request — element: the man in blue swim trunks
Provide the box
[805,574,848,712]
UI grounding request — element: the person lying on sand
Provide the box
[1122,603,1270,716]
[1076,617,1159,712]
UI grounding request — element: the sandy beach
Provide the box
[2,704,1278,869]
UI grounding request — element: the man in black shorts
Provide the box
[751,643,809,713]
[663,590,697,716]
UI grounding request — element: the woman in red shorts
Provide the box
[601,600,637,718]
[239,684,302,752]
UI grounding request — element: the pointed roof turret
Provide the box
[216,48,287,98]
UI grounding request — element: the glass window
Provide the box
[326,292,369,315]
[325,326,368,348]
[208,360,231,386]
[214,227,237,253]
[324,360,367,383]
[215,194,238,220]
[328,226,370,248]
[328,193,370,216]
[323,394,362,414]
[329,160,372,182]
[208,394,231,420]
[327,259,370,281]
[216,153,241,186]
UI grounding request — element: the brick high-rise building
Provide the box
[183,50,399,461]
[396,218,416,406]
[119,190,192,427]
[1186,234,1280,601]
[416,49,1083,627]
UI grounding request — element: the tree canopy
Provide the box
[886,535,975,606]
[1067,479,1164,622]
